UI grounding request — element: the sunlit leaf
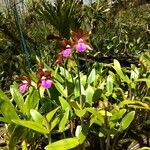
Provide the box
[59,108,69,132]
[12,120,49,134]
[45,137,79,150]
[119,111,135,131]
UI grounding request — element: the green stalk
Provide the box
[64,60,68,98]
[76,54,85,150]
[104,104,110,150]
[76,54,83,110]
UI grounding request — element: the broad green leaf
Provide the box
[12,120,49,134]
[74,80,85,98]
[10,83,25,113]
[119,111,135,131]
[46,107,60,123]
[81,75,87,86]
[45,137,79,150]
[86,85,94,106]
[74,79,80,98]
[87,68,96,84]
[55,81,67,97]
[86,107,104,125]
[59,96,70,110]
[86,107,98,116]
[130,66,139,80]
[30,109,45,124]
[24,88,39,116]
[69,100,80,109]
[0,89,19,122]
[0,117,10,123]
[60,67,72,82]
[49,116,60,132]
[21,140,28,150]
[74,109,86,118]
[59,108,69,132]
[113,59,130,83]
[99,110,112,116]
[106,75,113,96]
[90,116,103,126]
[111,109,126,121]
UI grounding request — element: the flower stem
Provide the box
[64,60,68,98]
[76,53,83,110]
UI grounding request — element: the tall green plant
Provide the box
[35,0,83,38]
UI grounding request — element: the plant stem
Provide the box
[48,133,52,144]
[129,84,132,100]
[76,54,83,110]
[111,134,119,150]
[104,104,110,150]
[64,60,68,98]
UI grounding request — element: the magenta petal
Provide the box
[62,48,72,58]
[76,42,87,52]
[41,79,53,89]
[19,83,28,93]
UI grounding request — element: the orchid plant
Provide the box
[0,29,149,150]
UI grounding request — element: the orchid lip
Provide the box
[41,79,53,89]
[19,83,28,93]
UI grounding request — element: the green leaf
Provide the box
[30,109,45,124]
[74,79,80,98]
[49,116,60,132]
[24,88,39,116]
[10,83,25,114]
[106,75,113,96]
[87,68,96,84]
[119,111,135,131]
[55,81,67,97]
[99,110,112,116]
[59,96,70,110]
[86,85,94,106]
[74,109,86,118]
[0,89,19,122]
[113,59,130,83]
[69,100,80,109]
[46,107,60,123]
[45,137,79,150]
[12,120,49,134]
[86,107,98,116]
[111,109,126,121]
[0,117,10,123]
[59,108,69,132]
[21,140,28,150]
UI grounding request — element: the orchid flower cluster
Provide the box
[19,29,92,93]
[19,65,53,93]
[55,29,92,64]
